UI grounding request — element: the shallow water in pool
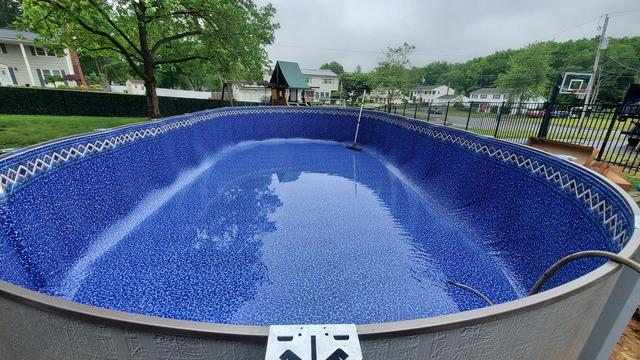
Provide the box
[51,139,522,325]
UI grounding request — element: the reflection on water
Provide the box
[54,139,521,325]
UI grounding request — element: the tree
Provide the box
[80,56,135,87]
[495,43,552,102]
[320,61,345,75]
[0,0,20,28]
[19,0,278,118]
[340,72,376,100]
[374,42,415,110]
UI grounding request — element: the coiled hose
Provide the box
[449,250,640,306]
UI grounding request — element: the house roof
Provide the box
[301,68,338,77]
[469,87,508,95]
[434,94,462,101]
[268,61,310,89]
[414,85,444,91]
[0,28,38,42]
[127,79,145,84]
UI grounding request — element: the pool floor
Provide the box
[50,139,522,325]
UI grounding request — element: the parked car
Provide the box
[429,107,442,114]
[550,110,575,118]
[527,109,545,118]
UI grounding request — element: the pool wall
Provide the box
[0,107,638,359]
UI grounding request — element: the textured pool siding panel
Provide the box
[0,270,617,360]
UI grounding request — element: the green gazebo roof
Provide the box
[268,61,310,90]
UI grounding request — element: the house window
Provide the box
[493,94,501,99]
[480,94,487,99]
[471,94,478,99]
[323,78,333,85]
[42,69,63,78]
[305,77,311,83]
[33,46,56,56]
[0,44,6,54]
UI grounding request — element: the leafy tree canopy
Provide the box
[19,0,278,117]
[320,61,345,75]
[374,42,415,108]
[496,43,552,101]
[364,37,640,104]
[340,72,376,98]
[0,0,20,28]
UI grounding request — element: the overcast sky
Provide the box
[255,0,640,72]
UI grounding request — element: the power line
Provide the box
[607,56,640,73]
[270,44,481,58]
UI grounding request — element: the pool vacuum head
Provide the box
[346,143,362,151]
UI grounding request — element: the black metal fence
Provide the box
[370,101,640,173]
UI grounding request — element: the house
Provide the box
[301,68,339,103]
[125,80,146,95]
[370,88,408,105]
[411,85,455,103]
[468,88,509,103]
[0,28,82,87]
[263,66,340,104]
[266,61,310,105]
[469,87,546,105]
[231,81,269,103]
[431,94,470,106]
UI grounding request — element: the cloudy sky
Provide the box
[255,0,640,71]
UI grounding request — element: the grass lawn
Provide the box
[0,114,148,149]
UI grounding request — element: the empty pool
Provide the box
[0,107,638,359]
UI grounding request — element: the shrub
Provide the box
[0,87,228,117]
[44,75,64,85]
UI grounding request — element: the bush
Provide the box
[44,75,64,85]
[0,87,229,117]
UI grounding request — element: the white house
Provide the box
[301,68,339,103]
[262,66,340,104]
[0,28,78,87]
[468,88,509,103]
[231,81,269,103]
[370,88,408,105]
[469,87,546,104]
[431,94,470,105]
[125,79,146,95]
[411,85,455,103]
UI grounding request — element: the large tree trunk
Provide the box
[144,74,161,118]
[136,2,160,118]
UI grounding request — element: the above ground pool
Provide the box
[0,107,638,359]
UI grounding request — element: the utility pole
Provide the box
[576,14,609,138]
[584,14,609,106]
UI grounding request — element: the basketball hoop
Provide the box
[560,72,592,96]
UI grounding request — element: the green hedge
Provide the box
[0,87,231,117]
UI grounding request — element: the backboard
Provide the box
[560,72,593,98]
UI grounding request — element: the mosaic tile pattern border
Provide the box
[0,107,633,249]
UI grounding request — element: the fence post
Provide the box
[426,101,432,122]
[402,103,407,116]
[465,102,472,130]
[494,101,505,138]
[538,73,563,138]
[413,102,418,119]
[597,103,622,161]
[444,102,450,124]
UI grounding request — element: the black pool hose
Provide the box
[448,251,640,307]
[528,250,640,296]
[447,280,494,306]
